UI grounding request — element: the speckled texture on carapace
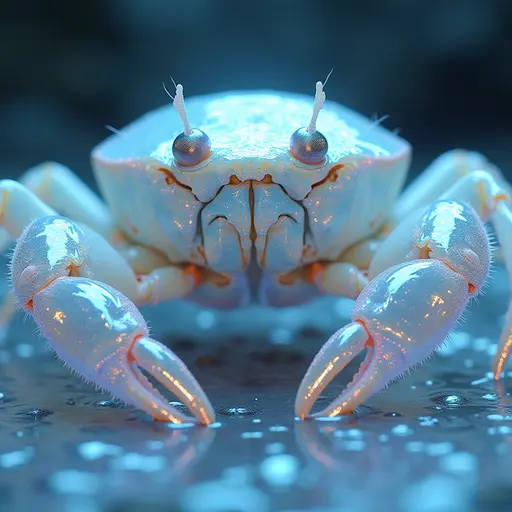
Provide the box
[0,264,511,512]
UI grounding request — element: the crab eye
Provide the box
[172,128,211,167]
[289,127,328,165]
[290,78,330,166]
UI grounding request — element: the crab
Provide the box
[1,78,512,425]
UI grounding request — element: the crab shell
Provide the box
[92,91,411,307]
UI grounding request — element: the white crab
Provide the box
[1,79,512,425]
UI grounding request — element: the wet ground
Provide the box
[0,266,511,512]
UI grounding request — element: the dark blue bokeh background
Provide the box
[1,4,512,511]
[1,0,511,181]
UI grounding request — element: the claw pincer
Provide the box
[296,200,491,418]
[11,216,214,424]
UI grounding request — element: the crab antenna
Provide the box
[172,83,193,135]
[307,80,327,134]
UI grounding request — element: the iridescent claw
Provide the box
[11,216,215,425]
[297,200,491,419]
[30,277,215,425]
[127,336,215,424]
[295,322,372,419]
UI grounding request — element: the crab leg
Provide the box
[296,199,490,418]
[308,262,368,299]
[0,163,113,253]
[394,149,508,220]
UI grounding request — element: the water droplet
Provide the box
[418,416,439,427]
[384,411,403,417]
[426,442,453,456]
[313,416,343,422]
[400,475,466,512]
[241,432,264,439]
[340,440,366,451]
[268,425,288,432]
[391,424,413,436]
[405,441,425,453]
[181,480,269,512]
[48,470,100,495]
[111,453,166,473]
[439,451,477,475]
[333,428,364,439]
[196,310,216,330]
[268,328,293,345]
[78,441,123,460]
[90,399,129,409]
[482,393,498,401]
[431,393,469,407]
[166,422,195,430]
[219,406,260,417]
[222,465,252,485]
[19,408,53,420]
[265,442,285,455]
[0,447,34,468]
[65,398,75,406]
[260,454,299,486]
[473,337,491,351]
[438,333,469,357]
[488,425,512,435]
[334,298,352,318]
[252,419,262,424]
[488,414,504,421]
[15,343,34,358]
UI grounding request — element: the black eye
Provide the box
[289,127,328,165]
[172,128,211,167]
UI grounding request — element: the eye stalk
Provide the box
[166,82,211,167]
[290,78,330,166]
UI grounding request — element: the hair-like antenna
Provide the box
[163,79,192,135]
[307,69,333,134]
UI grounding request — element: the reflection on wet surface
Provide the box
[0,267,511,511]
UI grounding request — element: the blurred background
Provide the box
[1,0,511,184]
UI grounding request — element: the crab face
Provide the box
[92,91,410,293]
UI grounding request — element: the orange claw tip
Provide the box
[108,336,215,425]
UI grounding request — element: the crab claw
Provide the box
[27,276,215,425]
[295,322,379,419]
[110,335,216,424]
[296,259,471,419]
